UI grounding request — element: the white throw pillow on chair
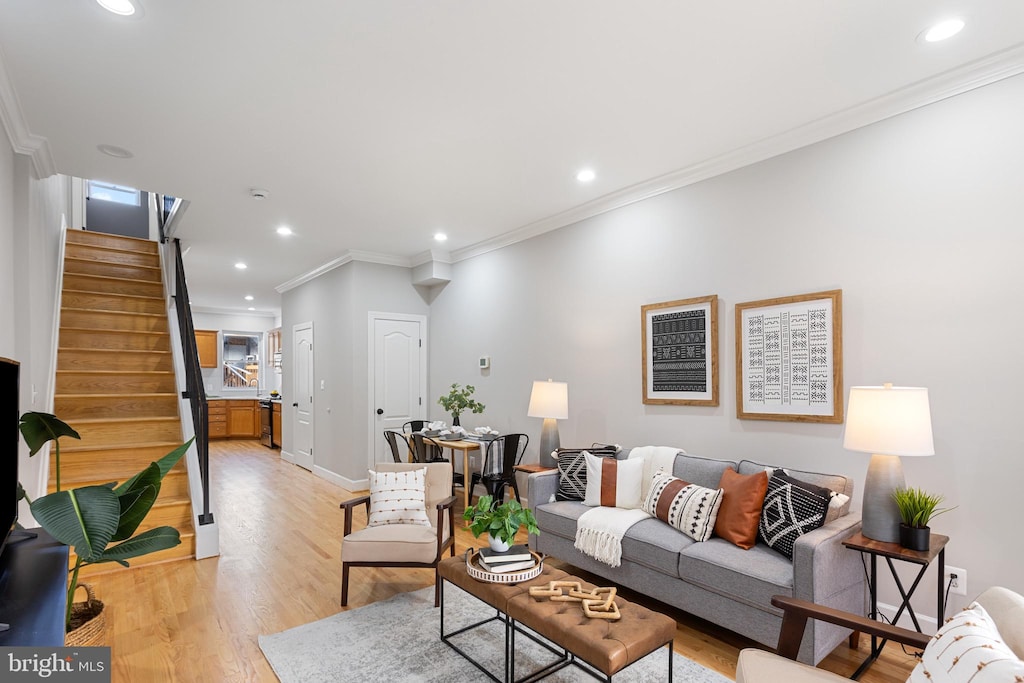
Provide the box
[367,468,431,527]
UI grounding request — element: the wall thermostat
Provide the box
[479,356,490,369]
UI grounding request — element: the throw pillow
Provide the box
[643,471,723,542]
[758,469,831,558]
[583,451,644,509]
[713,468,769,549]
[555,445,618,501]
[909,601,1024,682]
[367,468,431,528]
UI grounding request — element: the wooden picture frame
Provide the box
[641,295,718,406]
[735,289,843,423]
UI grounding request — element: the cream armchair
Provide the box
[339,462,456,608]
[736,587,1024,682]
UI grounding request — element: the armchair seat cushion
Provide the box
[736,648,847,683]
[342,523,448,564]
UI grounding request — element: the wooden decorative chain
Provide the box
[528,581,621,620]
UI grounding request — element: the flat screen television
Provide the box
[0,358,19,559]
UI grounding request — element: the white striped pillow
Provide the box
[367,468,430,527]
[643,471,723,542]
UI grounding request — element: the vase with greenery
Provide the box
[891,486,955,551]
[437,383,485,426]
[19,411,193,634]
[462,494,539,552]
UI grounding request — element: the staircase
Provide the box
[53,229,194,573]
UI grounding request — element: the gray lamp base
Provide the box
[861,454,906,543]
[538,418,560,469]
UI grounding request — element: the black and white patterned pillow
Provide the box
[555,445,618,501]
[758,469,831,558]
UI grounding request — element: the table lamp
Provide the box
[528,379,568,468]
[843,384,934,543]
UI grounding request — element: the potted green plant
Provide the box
[463,495,540,552]
[437,383,485,426]
[19,411,193,643]
[891,486,955,551]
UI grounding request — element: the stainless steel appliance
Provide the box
[259,399,273,448]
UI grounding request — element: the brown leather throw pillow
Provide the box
[713,468,769,549]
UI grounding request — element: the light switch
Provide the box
[320,379,325,390]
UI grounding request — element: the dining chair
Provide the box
[410,433,465,491]
[383,430,412,463]
[470,433,529,505]
[402,420,428,433]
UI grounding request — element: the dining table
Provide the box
[432,437,484,519]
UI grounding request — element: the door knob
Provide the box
[376,408,384,415]
[292,402,298,407]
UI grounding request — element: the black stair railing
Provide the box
[171,237,214,525]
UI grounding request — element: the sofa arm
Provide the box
[792,512,864,605]
[526,470,559,510]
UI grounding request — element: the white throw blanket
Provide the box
[574,506,651,568]
[574,445,685,567]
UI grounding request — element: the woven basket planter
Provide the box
[65,583,106,647]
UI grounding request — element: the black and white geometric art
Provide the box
[642,295,719,406]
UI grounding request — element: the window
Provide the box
[222,333,261,390]
[87,180,141,206]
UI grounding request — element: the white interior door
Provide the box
[292,322,314,471]
[370,314,425,466]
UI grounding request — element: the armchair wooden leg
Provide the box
[341,564,350,607]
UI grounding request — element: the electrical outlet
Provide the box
[945,565,967,596]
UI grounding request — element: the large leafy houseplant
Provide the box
[437,383,485,425]
[19,411,193,630]
[463,495,539,550]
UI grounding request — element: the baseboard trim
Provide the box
[313,465,367,492]
[281,449,296,464]
[876,600,939,635]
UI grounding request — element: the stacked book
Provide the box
[478,544,536,573]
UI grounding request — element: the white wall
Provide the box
[281,261,429,483]
[428,73,1024,618]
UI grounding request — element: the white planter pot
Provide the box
[488,534,511,553]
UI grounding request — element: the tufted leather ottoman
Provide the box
[438,555,677,681]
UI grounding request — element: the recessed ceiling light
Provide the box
[249,188,270,200]
[97,144,133,159]
[276,226,293,236]
[434,232,448,242]
[96,0,136,16]
[235,262,247,270]
[244,295,254,301]
[576,168,596,183]
[247,307,256,311]
[922,18,965,42]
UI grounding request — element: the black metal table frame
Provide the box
[850,546,945,680]
[439,577,674,683]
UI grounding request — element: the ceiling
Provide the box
[2,2,1023,315]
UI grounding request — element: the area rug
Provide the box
[259,585,732,682]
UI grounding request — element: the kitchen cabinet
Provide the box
[208,400,227,438]
[195,330,218,368]
[272,402,282,447]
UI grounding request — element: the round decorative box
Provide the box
[465,549,544,584]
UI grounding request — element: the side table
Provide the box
[842,531,948,679]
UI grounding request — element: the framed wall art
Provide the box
[641,295,718,406]
[735,289,843,423]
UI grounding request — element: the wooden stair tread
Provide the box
[58,348,171,355]
[65,256,160,270]
[59,327,168,336]
[62,307,165,319]
[57,369,174,375]
[62,287,163,302]
[60,415,181,424]
[62,440,183,453]
[61,271,162,285]
[56,392,178,398]
[66,231,158,249]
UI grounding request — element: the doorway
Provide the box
[292,322,314,471]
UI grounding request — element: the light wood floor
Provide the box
[86,440,920,682]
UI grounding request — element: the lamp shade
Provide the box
[527,380,569,419]
[843,385,934,457]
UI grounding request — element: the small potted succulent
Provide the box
[892,487,955,551]
[463,495,539,552]
[437,383,485,426]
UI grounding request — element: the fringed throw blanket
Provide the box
[574,507,651,567]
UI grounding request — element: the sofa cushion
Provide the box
[672,454,737,490]
[555,445,618,501]
[583,452,644,509]
[714,468,769,549]
[909,600,1024,682]
[678,538,794,609]
[643,471,723,542]
[759,470,831,559]
[535,501,693,577]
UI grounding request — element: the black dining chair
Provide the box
[402,420,428,433]
[383,430,412,463]
[470,433,529,505]
[410,433,465,492]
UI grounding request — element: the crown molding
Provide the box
[275,248,416,293]
[0,45,56,178]
[452,43,1024,264]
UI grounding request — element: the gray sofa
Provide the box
[527,450,867,665]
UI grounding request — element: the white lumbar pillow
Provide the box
[583,451,644,509]
[367,468,430,527]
